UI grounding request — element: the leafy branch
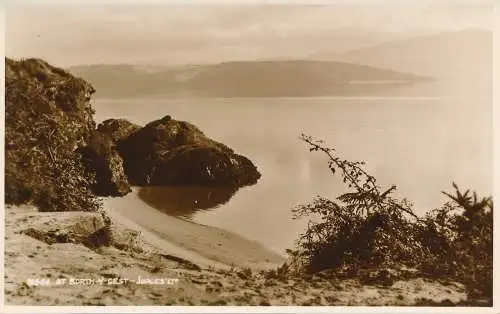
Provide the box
[299,134,419,220]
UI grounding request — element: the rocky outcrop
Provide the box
[118,115,261,187]
[82,115,260,192]
[79,131,131,196]
[5,57,260,207]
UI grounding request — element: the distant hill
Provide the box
[313,29,492,97]
[68,60,430,98]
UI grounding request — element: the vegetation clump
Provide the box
[5,57,101,212]
[287,134,492,304]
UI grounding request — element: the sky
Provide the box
[4,2,494,67]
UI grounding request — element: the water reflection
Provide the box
[137,186,239,218]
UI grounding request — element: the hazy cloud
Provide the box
[5,3,492,66]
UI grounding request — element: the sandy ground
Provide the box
[3,204,470,306]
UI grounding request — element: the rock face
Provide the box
[79,131,131,196]
[118,115,261,187]
[149,145,260,186]
[76,118,141,197]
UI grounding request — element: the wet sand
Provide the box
[103,188,286,270]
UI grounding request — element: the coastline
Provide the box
[102,188,286,270]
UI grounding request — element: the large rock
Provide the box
[18,209,143,253]
[21,211,109,248]
[79,131,131,196]
[118,115,261,187]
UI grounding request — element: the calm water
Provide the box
[93,95,491,254]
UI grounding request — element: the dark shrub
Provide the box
[417,185,493,300]
[289,134,492,302]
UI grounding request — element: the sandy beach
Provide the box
[102,188,285,270]
[4,203,473,306]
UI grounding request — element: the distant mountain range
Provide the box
[323,29,491,78]
[313,29,492,97]
[68,60,429,98]
[68,29,490,99]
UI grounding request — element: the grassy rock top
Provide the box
[132,115,230,152]
[5,57,101,212]
[97,119,141,143]
[6,58,95,118]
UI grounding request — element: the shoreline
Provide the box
[102,188,286,270]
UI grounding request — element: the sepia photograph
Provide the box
[1,0,496,310]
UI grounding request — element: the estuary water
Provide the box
[94,94,491,254]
